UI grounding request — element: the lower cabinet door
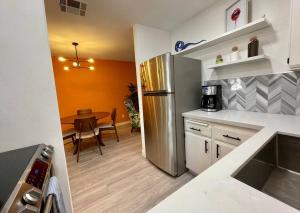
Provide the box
[212,140,236,163]
[185,132,211,174]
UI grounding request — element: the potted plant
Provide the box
[124,83,140,132]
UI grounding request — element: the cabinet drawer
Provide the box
[213,125,257,146]
[185,120,211,137]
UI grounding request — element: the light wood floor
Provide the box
[64,125,194,213]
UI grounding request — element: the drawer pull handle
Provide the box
[190,127,201,132]
[205,140,208,153]
[216,144,220,158]
[222,134,241,141]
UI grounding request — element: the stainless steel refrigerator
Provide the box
[141,53,202,176]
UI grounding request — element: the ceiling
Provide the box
[45,0,218,61]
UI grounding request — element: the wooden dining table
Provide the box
[61,112,110,124]
[61,111,110,154]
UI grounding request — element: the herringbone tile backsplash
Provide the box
[205,72,300,115]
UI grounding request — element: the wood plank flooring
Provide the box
[64,125,194,213]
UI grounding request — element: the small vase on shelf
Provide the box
[248,36,259,57]
[230,46,241,62]
[216,55,223,64]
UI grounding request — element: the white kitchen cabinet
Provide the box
[289,0,300,69]
[184,118,257,174]
[212,140,236,163]
[185,132,211,174]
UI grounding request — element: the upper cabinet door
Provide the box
[140,53,174,93]
[289,0,300,69]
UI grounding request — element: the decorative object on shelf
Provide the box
[231,46,241,62]
[175,18,269,56]
[216,55,223,64]
[175,40,206,52]
[58,42,95,71]
[124,83,140,133]
[208,55,267,69]
[248,36,259,57]
[225,0,249,32]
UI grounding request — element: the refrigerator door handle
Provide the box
[143,91,174,96]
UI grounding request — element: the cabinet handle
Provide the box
[216,144,220,158]
[205,140,208,153]
[190,127,201,132]
[222,134,241,141]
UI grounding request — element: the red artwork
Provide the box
[231,8,241,27]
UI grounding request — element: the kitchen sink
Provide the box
[233,134,300,210]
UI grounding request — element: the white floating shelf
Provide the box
[173,18,270,56]
[208,55,268,69]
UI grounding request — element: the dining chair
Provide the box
[74,116,102,162]
[98,108,119,143]
[77,108,92,115]
[62,128,76,145]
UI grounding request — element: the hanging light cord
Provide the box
[72,42,80,65]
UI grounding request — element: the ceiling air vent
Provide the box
[59,0,87,16]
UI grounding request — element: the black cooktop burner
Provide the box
[0,145,39,210]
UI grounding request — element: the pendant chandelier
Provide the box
[58,42,95,71]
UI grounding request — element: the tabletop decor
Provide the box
[175,40,206,52]
[225,0,249,32]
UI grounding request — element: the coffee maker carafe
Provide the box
[201,85,222,112]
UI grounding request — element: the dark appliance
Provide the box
[201,85,222,112]
[0,144,56,213]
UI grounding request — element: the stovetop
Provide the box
[0,145,39,210]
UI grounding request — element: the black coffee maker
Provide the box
[201,85,222,112]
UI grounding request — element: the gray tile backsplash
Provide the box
[205,72,300,115]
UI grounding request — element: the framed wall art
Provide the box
[225,0,249,32]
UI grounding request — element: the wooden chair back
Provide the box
[77,108,92,115]
[74,116,97,133]
[111,108,117,126]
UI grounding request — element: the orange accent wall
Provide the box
[52,57,137,128]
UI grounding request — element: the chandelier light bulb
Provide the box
[87,58,94,63]
[89,66,95,71]
[58,56,66,62]
[73,62,78,67]
[63,66,69,71]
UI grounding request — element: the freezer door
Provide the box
[142,92,177,176]
[140,53,174,92]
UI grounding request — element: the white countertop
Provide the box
[149,110,300,213]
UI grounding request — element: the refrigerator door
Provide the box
[141,53,174,93]
[142,92,177,176]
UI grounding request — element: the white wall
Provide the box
[171,0,291,82]
[0,1,73,212]
[133,0,292,157]
[133,24,171,156]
